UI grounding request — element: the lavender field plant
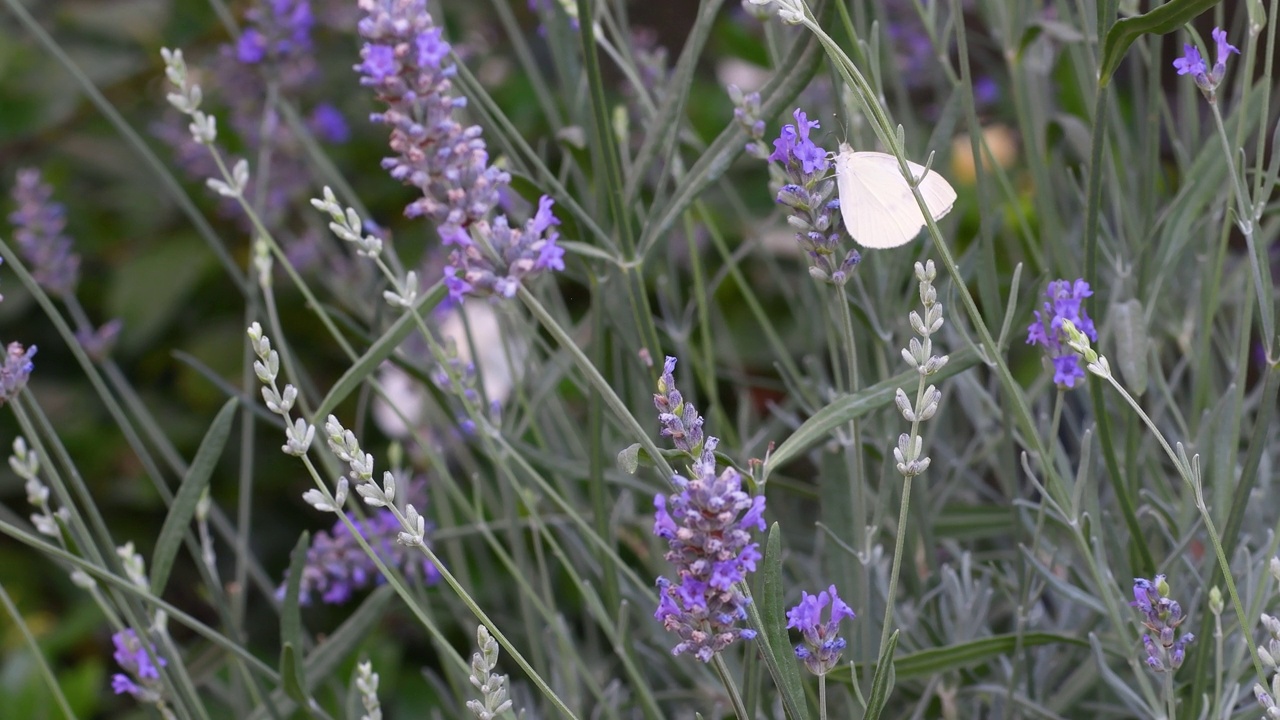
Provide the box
[2,0,1280,718]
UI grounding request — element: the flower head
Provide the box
[1131,575,1194,673]
[111,629,167,702]
[1175,27,1238,97]
[280,506,440,605]
[8,168,80,298]
[654,356,705,458]
[652,445,765,662]
[768,108,828,176]
[235,0,314,66]
[1,341,36,406]
[1026,279,1096,389]
[766,108,859,285]
[356,0,563,301]
[787,584,855,675]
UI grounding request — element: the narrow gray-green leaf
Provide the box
[150,397,237,595]
[249,586,395,719]
[624,0,724,205]
[1109,299,1148,396]
[832,632,1086,683]
[280,643,307,708]
[752,523,810,720]
[863,630,898,720]
[280,532,310,670]
[1099,0,1223,86]
[766,346,980,479]
[617,443,641,474]
[312,281,444,421]
[637,0,828,253]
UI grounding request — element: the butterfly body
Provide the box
[834,143,957,249]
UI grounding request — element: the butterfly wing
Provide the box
[836,149,957,249]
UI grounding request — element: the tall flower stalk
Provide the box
[355,0,564,301]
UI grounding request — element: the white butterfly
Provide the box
[835,143,957,249]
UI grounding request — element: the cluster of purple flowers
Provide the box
[1,332,36,407]
[1026,279,1097,389]
[8,168,79,298]
[651,356,766,662]
[281,507,441,605]
[152,0,354,269]
[235,0,314,66]
[786,584,855,676]
[1174,27,1239,97]
[355,0,564,302]
[1132,575,1194,673]
[8,169,121,362]
[769,109,859,285]
[111,629,166,701]
[654,356,706,457]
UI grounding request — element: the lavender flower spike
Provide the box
[653,445,766,662]
[1132,575,1194,673]
[279,506,441,605]
[0,259,36,406]
[355,0,563,301]
[8,168,80,298]
[653,356,705,457]
[787,584,855,675]
[1026,279,1096,389]
[1175,26,1239,97]
[111,629,167,702]
[768,108,859,285]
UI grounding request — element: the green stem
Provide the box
[1100,371,1265,683]
[1210,101,1275,351]
[711,654,750,720]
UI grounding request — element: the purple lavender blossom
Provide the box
[1175,26,1238,96]
[653,442,765,662]
[787,584,855,675]
[111,629,166,701]
[1026,279,1097,389]
[1131,575,1194,673]
[1211,27,1240,75]
[8,169,80,298]
[281,507,440,605]
[729,85,769,159]
[355,0,564,301]
[308,102,351,143]
[236,0,314,66]
[1,341,37,406]
[0,258,35,405]
[8,170,123,360]
[1173,44,1208,87]
[653,356,705,457]
[768,109,859,285]
[153,0,344,256]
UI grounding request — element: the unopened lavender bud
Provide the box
[284,418,315,456]
[926,305,944,333]
[917,386,941,421]
[922,355,949,375]
[1208,586,1223,615]
[894,388,914,420]
[1270,557,1280,584]
[117,542,149,588]
[190,111,217,145]
[70,570,96,589]
[25,476,48,507]
[9,438,37,479]
[915,260,936,283]
[398,505,426,546]
[356,660,382,720]
[909,310,927,336]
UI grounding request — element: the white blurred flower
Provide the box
[374,300,527,439]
